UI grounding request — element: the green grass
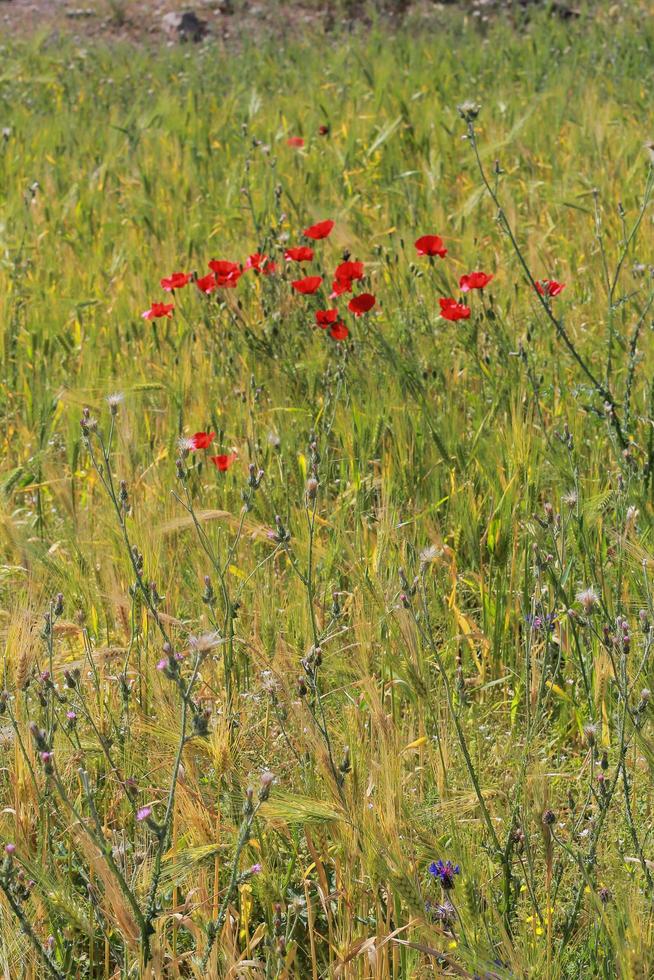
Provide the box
[1,3,654,976]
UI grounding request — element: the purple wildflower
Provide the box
[428,859,460,890]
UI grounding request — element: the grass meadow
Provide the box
[1,3,654,976]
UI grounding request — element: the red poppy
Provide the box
[209,453,237,472]
[330,277,353,297]
[160,272,190,292]
[459,271,493,292]
[190,431,215,450]
[303,220,334,240]
[329,322,349,341]
[209,259,240,277]
[315,308,338,328]
[285,246,314,263]
[536,279,566,297]
[246,253,276,276]
[439,297,471,321]
[348,293,376,316]
[335,260,364,282]
[415,235,447,258]
[318,124,330,136]
[292,276,323,294]
[287,136,305,148]
[208,259,242,286]
[196,273,217,294]
[142,302,174,320]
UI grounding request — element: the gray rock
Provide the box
[162,10,209,42]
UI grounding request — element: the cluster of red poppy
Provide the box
[184,431,237,471]
[146,219,566,468]
[143,218,380,343]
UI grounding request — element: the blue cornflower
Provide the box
[428,859,460,889]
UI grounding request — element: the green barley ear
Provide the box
[387,870,425,917]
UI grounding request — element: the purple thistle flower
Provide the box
[428,859,460,890]
[136,806,152,822]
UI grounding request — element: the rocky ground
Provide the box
[0,0,579,45]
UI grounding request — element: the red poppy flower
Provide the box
[287,136,305,148]
[285,245,314,263]
[415,235,447,258]
[209,453,237,472]
[459,271,493,292]
[208,259,242,286]
[160,272,190,292]
[142,302,174,320]
[330,277,353,297]
[318,124,330,136]
[536,279,566,297]
[335,260,364,282]
[348,293,376,316]
[439,297,471,321]
[209,259,240,277]
[246,253,276,276]
[190,431,216,450]
[303,220,334,240]
[196,273,217,294]
[329,322,349,341]
[315,308,338,328]
[292,275,323,294]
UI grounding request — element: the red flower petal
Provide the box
[536,279,566,297]
[329,322,349,341]
[209,453,237,472]
[285,246,314,263]
[287,136,305,148]
[208,260,241,277]
[459,271,493,292]
[196,273,217,294]
[303,220,334,240]
[160,272,190,292]
[292,275,323,295]
[190,431,216,450]
[246,253,275,276]
[415,235,447,258]
[142,302,174,320]
[315,308,338,327]
[348,293,376,316]
[334,260,364,281]
[330,277,353,297]
[439,297,470,321]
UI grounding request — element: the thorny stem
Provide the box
[0,867,66,980]
[48,768,149,948]
[199,796,263,971]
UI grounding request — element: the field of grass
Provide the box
[1,4,654,976]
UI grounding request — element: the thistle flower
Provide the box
[106,392,124,414]
[136,806,152,822]
[188,632,223,656]
[576,587,599,615]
